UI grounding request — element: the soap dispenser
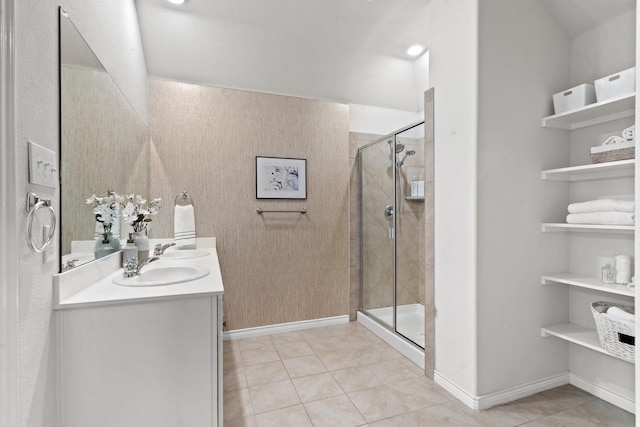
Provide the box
[122,233,138,267]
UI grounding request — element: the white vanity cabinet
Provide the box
[54,238,224,426]
[57,296,223,427]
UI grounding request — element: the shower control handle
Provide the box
[384,205,394,221]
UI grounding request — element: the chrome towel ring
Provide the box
[25,192,56,253]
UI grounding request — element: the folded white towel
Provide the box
[568,199,634,214]
[607,306,635,323]
[566,212,634,225]
[622,125,635,141]
[591,139,635,154]
[174,204,197,249]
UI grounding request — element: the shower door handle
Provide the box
[384,205,394,221]
[384,205,394,240]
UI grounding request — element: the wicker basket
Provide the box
[591,147,636,163]
[591,147,635,164]
[591,301,635,363]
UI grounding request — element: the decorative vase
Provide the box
[94,232,118,259]
[109,233,121,252]
[133,230,150,260]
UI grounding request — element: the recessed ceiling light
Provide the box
[167,0,185,4]
[407,45,424,57]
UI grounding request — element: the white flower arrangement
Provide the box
[121,194,162,233]
[86,192,124,235]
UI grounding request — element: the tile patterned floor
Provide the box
[223,322,634,426]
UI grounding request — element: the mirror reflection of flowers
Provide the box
[121,194,162,233]
[86,192,124,238]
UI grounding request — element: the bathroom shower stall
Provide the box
[358,120,432,360]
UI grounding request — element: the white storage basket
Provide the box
[591,301,635,363]
[552,84,596,114]
[594,67,636,102]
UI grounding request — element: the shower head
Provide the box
[388,140,405,154]
[397,150,416,167]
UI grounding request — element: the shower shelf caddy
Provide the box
[539,92,637,368]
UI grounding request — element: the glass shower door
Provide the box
[359,137,396,330]
[394,123,426,348]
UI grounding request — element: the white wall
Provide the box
[475,0,572,396]
[349,103,422,135]
[349,51,429,135]
[427,0,480,396]
[570,10,636,87]
[14,1,146,424]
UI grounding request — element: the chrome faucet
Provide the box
[123,256,159,278]
[62,259,79,272]
[153,242,176,256]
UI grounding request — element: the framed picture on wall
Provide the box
[256,156,307,199]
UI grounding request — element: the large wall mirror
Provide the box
[59,9,149,272]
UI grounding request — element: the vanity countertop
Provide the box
[54,237,223,310]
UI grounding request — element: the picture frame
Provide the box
[256,156,307,199]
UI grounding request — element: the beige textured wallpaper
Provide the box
[61,66,149,256]
[148,78,350,330]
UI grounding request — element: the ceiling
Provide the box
[135,0,635,113]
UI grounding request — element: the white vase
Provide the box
[133,231,150,260]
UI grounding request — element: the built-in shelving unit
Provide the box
[542,94,635,130]
[540,323,630,360]
[541,223,635,233]
[541,159,635,181]
[539,62,637,407]
[542,273,635,297]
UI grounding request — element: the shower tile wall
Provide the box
[395,136,426,308]
[148,78,350,330]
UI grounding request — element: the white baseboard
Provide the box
[223,315,349,340]
[433,371,480,409]
[477,372,569,410]
[569,372,635,414]
[435,370,636,414]
[434,371,569,410]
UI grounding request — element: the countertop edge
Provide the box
[55,237,223,310]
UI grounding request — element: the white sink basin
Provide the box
[113,265,210,287]
[161,249,210,260]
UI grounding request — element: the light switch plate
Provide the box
[28,141,57,188]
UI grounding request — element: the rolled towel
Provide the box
[602,135,626,145]
[568,199,634,214]
[591,139,635,154]
[174,204,197,249]
[566,212,634,225]
[622,125,635,141]
[606,306,635,323]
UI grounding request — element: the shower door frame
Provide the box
[358,120,425,349]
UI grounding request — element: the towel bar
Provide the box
[256,208,307,214]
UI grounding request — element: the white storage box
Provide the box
[595,67,636,102]
[552,84,596,114]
